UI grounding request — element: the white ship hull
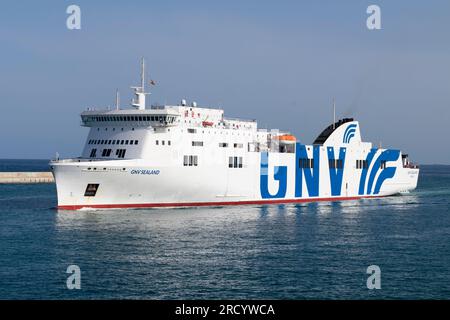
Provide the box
[51,148,419,210]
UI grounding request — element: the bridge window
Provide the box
[188,128,197,134]
[219,143,228,147]
[192,141,203,147]
[135,140,138,145]
[89,149,97,158]
[234,143,243,148]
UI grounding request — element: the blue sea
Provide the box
[0,159,449,299]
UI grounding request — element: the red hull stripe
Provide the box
[57,195,387,210]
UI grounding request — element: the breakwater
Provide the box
[0,172,54,184]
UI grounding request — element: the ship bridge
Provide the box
[81,108,180,127]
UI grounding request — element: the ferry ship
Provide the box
[51,59,419,210]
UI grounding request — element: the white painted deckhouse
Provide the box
[50,59,419,210]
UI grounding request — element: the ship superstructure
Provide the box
[51,59,419,210]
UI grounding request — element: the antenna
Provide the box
[115,89,120,110]
[333,98,336,130]
[141,57,145,92]
[131,57,149,110]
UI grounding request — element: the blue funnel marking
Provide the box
[343,124,357,144]
[345,131,355,143]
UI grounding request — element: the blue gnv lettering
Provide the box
[327,147,346,196]
[359,149,400,195]
[295,143,320,197]
[367,149,400,195]
[260,144,320,199]
[260,152,287,198]
[358,148,377,195]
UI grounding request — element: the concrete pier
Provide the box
[0,172,54,184]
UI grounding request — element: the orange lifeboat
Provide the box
[275,134,297,144]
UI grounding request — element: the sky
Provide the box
[0,0,449,164]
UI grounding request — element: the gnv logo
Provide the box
[343,124,357,144]
[260,143,399,199]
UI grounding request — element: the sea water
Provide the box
[0,160,449,299]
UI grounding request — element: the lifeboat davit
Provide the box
[275,134,296,144]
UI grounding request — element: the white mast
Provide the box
[131,57,149,110]
[115,88,120,110]
[141,58,145,91]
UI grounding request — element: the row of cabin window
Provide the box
[186,128,253,136]
[89,148,126,158]
[89,139,244,148]
[300,159,388,170]
[182,156,243,168]
[229,156,243,168]
[89,115,176,123]
[101,149,112,157]
[192,142,244,148]
[89,139,138,145]
[329,159,344,169]
[155,140,171,146]
[356,160,387,169]
[299,158,314,169]
[183,155,198,166]
[195,142,243,148]
[356,160,368,169]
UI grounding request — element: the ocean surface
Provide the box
[0,160,449,299]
